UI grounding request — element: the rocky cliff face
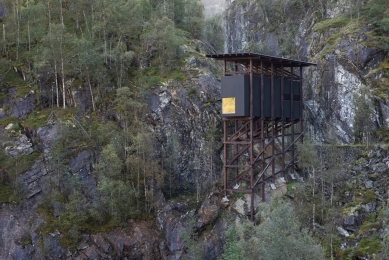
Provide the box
[1,1,389,259]
[304,22,386,143]
[147,51,223,195]
[0,41,228,259]
[333,144,389,259]
[224,0,389,143]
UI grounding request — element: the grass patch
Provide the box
[133,67,162,88]
[4,68,29,97]
[23,109,52,129]
[287,182,300,192]
[374,126,389,143]
[0,180,13,203]
[319,44,334,58]
[358,221,381,235]
[354,190,376,204]
[354,235,383,256]
[0,85,8,100]
[1,150,42,174]
[37,204,145,252]
[0,117,18,128]
[169,69,185,81]
[313,15,350,32]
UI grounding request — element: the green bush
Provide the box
[221,198,325,260]
[355,235,383,256]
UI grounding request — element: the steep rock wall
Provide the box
[224,0,389,143]
[147,52,223,195]
[201,0,226,18]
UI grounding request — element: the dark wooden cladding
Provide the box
[207,53,316,222]
[221,75,300,120]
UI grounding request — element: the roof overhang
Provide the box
[206,53,316,67]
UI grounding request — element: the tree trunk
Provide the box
[59,0,65,29]
[330,235,334,260]
[3,24,6,54]
[14,3,20,60]
[27,21,31,51]
[88,77,95,112]
[54,62,59,108]
[312,167,315,230]
[83,11,91,38]
[321,177,324,223]
[61,58,66,108]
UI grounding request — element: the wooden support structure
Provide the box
[207,53,315,221]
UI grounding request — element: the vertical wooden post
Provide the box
[249,58,255,222]
[291,67,295,172]
[281,64,285,176]
[300,66,304,144]
[271,62,275,182]
[260,61,265,202]
[223,119,227,198]
[223,59,227,198]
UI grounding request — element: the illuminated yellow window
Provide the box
[222,97,236,114]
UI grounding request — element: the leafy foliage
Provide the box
[364,0,389,50]
[203,15,225,53]
[220,198,325,260]
[353,87,374,144]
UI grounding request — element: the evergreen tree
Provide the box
[353,86,374,144]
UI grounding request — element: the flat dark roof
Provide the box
[206,53,316,67]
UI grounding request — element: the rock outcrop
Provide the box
[333,145,389,259]
[224,0,388,143]
[147,54,223,195]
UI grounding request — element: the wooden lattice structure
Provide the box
[206,53,316,221]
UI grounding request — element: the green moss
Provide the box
[313,16,350,32]
[359,221,381,235]
[355,190,376,204]
[355,235,383,256]
[71,79,83,88]
[374,126,389,142]
[188,87,197,97]
[355,157,368,165]
[336,246,353,259]
[342,205,362,215]
[0,149,42,176]
[287,182,300,192]
[0,180,13,203]
[4,68,29,97]
[169,69,185,81]
[133,67,163,88]
[37,206,125,252]
[319,44,334,58]
[23,109,52,129]
[0,117,18,128]
[0,86,8,100]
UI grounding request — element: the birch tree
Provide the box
[297,139,320,230]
